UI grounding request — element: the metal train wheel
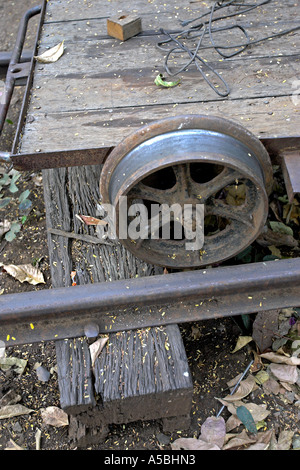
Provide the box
[100,115,273,268]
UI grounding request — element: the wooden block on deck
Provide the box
[107,13,142,41]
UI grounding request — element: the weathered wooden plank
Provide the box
[20,95,299,154]
[55,337,96,414]
[44,0,299,26]
[92,324,193,425]
[18,0,300,156]
[38,10,300,48]
[66,164,162,282]
[43,0,208,23]
[43,165,161,285]
[26,51,300,114]
[19,0,300,156]
[42,168,73,286]
[35,11,300,82]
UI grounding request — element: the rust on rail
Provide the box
[0,257,300,347]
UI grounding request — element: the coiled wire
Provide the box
[157,0,300,97]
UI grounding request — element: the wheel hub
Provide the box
[100,115,272,268]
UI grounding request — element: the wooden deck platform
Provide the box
[16,0,300,445]
[18,0,300,155]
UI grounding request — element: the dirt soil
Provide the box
[0,0,299,452]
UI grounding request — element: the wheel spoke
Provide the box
[190,167,241,201]
[128,181,171,205]
[133,210,163,247]
[172,164,190,198]
[205,198,254,228]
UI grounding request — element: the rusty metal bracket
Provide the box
[0,257,300,347]
[0,50,32,87]
[1,136,300,175]
[0,5,42,136]
[6,147,114,172]
[0,49,32,69]
[0,3,46,165]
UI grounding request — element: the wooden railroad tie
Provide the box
[56,326,193,447]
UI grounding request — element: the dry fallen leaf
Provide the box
[262,377,281,396]
[256,227,298,248]
[222,429,256,450]
[4,438,25,450]
[0,389,21,407]
[239,429,275,450]
[0,263,45,285]
[260,351,300,366]
[225,414,242,433]
[277,430,295,450]
[217,399,270,422]
[41,406,68,427]
[269,363,299,384]
[222,375,256,402]
[231,336,253,353]
[252,310,280,353]
[35,41,65,63]
[223,429,275,450]
[35,429,42,450]
[198,416,226,449]
[89,336,108,367]
[0,404,34,419]
[0,220,11,238]
[171,437,220,450]
[246,442,269,450]
[0,357,27,375]
[76,214,108,226]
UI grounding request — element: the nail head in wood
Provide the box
[107,14,142,41]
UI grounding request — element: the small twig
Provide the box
[35,429,42,450]
[0,239,8,255]
[216,358,254,418]
[47,227,115,246]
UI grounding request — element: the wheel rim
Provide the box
[100,115,272,268]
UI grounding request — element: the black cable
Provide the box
[156,0,300,97]
[160,27,231,97]
[180,0,272,28]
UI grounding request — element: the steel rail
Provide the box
[0,257,299,346]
